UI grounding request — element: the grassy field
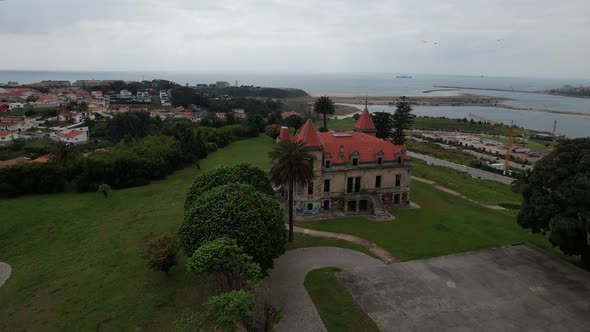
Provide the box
[412,161,521,207]
[304,268,380,332]
[313,117,356,131]
[297,180,567,262]
[0,131,571,330]
[0,136,275,331]
[413,117,533,136]
[406,140,478,166]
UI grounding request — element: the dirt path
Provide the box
[0,262,12,287]
[293,226,399,264]
[412,176,506,210]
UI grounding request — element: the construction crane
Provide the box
[552,120,558,141]
[504,121,514,175]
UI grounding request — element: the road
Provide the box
[264,247,384,332]
[407,151,514,185]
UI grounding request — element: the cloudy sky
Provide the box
[1,0,589,78]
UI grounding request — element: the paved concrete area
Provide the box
[407,151,514,184]
[338,244,590,332]
[0,262,11,287]
[265,247,384,332]
[293,226,399,264]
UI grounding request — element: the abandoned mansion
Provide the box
[279,107,412,217]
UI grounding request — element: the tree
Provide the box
[313,96,335,130]
[209,290,252,332]
[268,140,315,242]
[284,115,304,133]
[392,96,415,145]
[97,184,112,198]
[184,163,273,209]
[516,138,590,266]
[352,113,360,121]
[186,238,261,292]
[264,124,281,140]
[142,233,179,274]
[372,112,395,140]
[267,111,283,125]
[49,142,84,180]
[179,183,286,271]
[10,138,26,151]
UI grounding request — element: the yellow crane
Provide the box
[504,121,514,175]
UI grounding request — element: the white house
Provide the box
[137,91,150,98]
[215,112,226,120]
[58,127,89,145]
[119,90,133,98]
[9,102,24,110]
[232,108,246,119]
[0,130,17,142]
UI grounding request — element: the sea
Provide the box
[1,70,589,137]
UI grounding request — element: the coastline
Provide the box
[311,92,590,117]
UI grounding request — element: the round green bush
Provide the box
[179,183,286,271]
[184,163,273,209]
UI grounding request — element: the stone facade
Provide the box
[284,108,412,217]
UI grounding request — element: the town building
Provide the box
[232,108,246,119]
[215,112,226,120]
[279,108,412,218]
[56,127,89,145]
[119,90,133,99]
[0,130,18,143]
[216,81,230,88]
[0,116,35,132]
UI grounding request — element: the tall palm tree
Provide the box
[314,96,335,130]
[269,140,315,242]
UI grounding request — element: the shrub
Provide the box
[184,163,273,209]
[142,233,179,274]
[186,238,261,291]
[264,124,282,140]
[209,290,252,332]
[97,184,112,198]
[0,162,65,197]
[179,183,286,271]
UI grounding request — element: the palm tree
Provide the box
[269,140,315,242]
[314,96,335,130]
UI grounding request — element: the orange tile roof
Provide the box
[0,157,30,168]
[291,116,408,163]
[354,107,376,131]
[33,155,50,163]
[60,130,84,138]
[292,119,322,147]
[318,131,406,163]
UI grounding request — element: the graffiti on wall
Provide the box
[295,201,321,216]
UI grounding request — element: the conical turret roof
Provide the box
[293,119,322,147]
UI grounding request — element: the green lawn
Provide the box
[304,268,380,332]
[412,161,521,207]
[297,180,567,262]
[314,117,356,131]
[0,136,274,331]
[413,117,533,136]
